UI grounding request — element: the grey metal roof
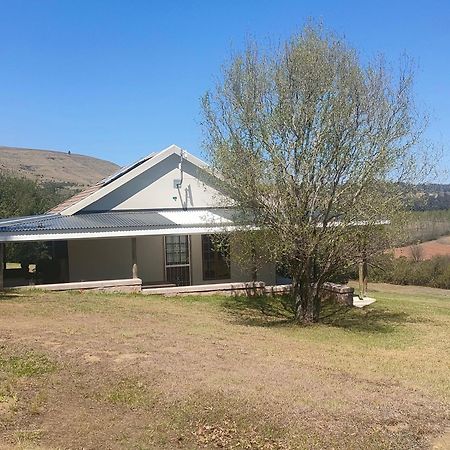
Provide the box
[0,209,235,234]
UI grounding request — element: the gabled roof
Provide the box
[48,152,157,214]
[0,144,236,243]
[49,144,209,216]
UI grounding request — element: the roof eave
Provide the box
[0,224,241,243]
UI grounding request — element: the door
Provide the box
[164,235,191,286]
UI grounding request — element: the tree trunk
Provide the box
[358,256,369,298]
[362,258,368,297]
[293,260,321,324]
[358,261,364,299]
[293,276,307,322]
[301,280,320,323]
[251,247,257,282]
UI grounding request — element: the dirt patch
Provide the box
[394,235,450,259]
[432,428,450,449]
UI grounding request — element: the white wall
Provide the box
[82,154,226,212]
[68,233,276,285]
[135,235,165,283]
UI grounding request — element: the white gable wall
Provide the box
[80,153,226,212]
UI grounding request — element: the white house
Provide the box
[0,145,276,290]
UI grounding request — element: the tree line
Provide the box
[0,171,76,218]
[0,171,77,265]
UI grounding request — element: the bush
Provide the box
[370,254,450,289]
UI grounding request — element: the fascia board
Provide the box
[0,225,244,243]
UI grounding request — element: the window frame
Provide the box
[164,235,191,286]
[201,234,231,281]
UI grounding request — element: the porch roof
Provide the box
[0,209,237,242]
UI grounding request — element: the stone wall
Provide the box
[320,282,354,306]
[264,282,353,305]
[144,281,354,306]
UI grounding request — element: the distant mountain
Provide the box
[0,146,119,187]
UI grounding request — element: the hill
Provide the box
[0,146,119,187]
[411,183,450,211]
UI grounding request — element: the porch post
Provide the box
[0,242,4,290]
[358,255,368,298]
[358,261,363,299]
[131,237,138,279]
[362,257,368,297]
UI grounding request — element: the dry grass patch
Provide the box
[0,285,448,449]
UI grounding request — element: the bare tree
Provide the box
[410,243,424,262]
[202,25,429,323]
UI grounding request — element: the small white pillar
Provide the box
[131,237,138,279]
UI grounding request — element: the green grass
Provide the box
[102,378,159,408]
[0,352,57,377]
[219,285,450,401]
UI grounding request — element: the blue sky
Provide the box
[0,0,449,178]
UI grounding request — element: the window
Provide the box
[202,235,230,280]
[164,235,190,286]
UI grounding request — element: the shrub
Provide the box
[370,254,450,289]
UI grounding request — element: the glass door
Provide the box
[164,235,191,286]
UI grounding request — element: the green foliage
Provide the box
[400,209,450,245]
[0,171,76,264]
[202,24,428,322]
[370,254,450,289]
[0,171,73,218]
[6,242,51,267]
[411,183,450,211]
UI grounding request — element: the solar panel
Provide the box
[100,152,156,186]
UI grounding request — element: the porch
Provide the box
[0,209,276,290]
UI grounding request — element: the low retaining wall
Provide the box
[10,278,353,305]
[143,281,266,296]
[144,281,354,305]
[265,283,353,306]
[13,278,142,293]
[320,282,354,306]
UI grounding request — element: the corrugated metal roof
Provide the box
[0,209,234,234]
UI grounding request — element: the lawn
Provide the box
[0,283,449,449]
